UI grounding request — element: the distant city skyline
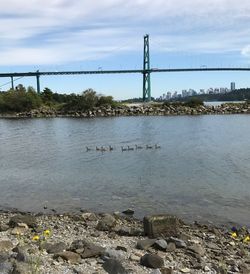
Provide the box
[0,1,250,99]
[157,82,237,100]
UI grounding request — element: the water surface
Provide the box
[0,116,250,225]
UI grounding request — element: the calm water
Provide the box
[0,116,250,225]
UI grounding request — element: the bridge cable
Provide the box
[0,76,24,89]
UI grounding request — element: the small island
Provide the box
[0,85,250,118]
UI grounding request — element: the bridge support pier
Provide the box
[11,76,14,90]
[143,34,151,102]
[36,70,40,93]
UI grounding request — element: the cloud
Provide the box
[241,45,250,57]
[0,0,250,66]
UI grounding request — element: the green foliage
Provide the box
[0,87,42,113]
[163,101,183,107]
[41,87,53,105]
[97,95,114,107]
[61,88,116,112]
[184,98,204,107]
[0,85,116,113]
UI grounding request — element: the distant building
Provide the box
[182,90,188,97]
[207,88,214,94]
[166,92,171,100]
[220,88,225,94]
[214,88,220,94]
[231,82,236,91]
[172,91,178,98]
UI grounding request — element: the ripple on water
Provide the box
[0,116,250,225]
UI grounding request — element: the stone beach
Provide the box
[0,102,250,118]
[0,211,249,273]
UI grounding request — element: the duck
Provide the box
[100,146,107,152]
[86,146,91,151]
[121,146,128,152]
[109,145,114,151]
[96,146,101,151]
[146,145,153,149]
[135,145,143,149]
[155,144,161,149]
[127,146,134,151]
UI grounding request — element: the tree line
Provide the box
[0,85,116,113]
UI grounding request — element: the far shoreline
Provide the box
[0,101,250,119]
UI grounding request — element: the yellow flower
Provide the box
[231,232,237,238]
[43,229,51,237]
[243,236,250,243]
[32,235,40,241]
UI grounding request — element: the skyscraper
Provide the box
[231,82,236,91]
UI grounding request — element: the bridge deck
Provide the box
[0,68,250,78]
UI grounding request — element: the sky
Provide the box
[1,0,250,99]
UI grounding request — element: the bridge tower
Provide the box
[36,70,41,93]
[143,34,151,101]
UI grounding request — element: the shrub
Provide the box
[0,88,42,113]
[184,98,204,108]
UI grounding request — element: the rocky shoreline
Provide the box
[0,211,249,274]
[0,103,250,118]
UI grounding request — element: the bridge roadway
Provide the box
[0,67,250,77]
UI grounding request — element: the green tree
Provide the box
[81,88,98,110]
[97,95,114,107]
[41,87,53,105]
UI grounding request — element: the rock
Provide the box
[12,262,31,274]
[116,246,127,252]
[102,248,125,260]
[0,253,10,264]
[154,239,168,251]
[140,254,164,269]
[130,254,140,261]
[150,270,161,274]
[180,268,191,273]
[122,209,135,215]
[91,231,101,238]
[42,242,67,254]
[70,240,104,258]
[166,242,176,252]
[117,226,143,236]
[9,215,36,228]
[0,224,9,232]
[179,232,191,242]
[96,214,116,231]
[0,241,14,253]
[13,246,29,262]
[0,261,13,274]
[11,226,28,236]
[81,212,98,221]
[136,239,156,250]
[188,244,205,256]
[143,215,180,238]
[168,237,187,248]
[54,251,81,264]
[102,258,128,274]
[204,266,210,272]
[161,268,174,274]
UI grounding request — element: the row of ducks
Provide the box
[86,144,161,152]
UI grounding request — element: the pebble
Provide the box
[0,211,247,274]
[180,268,191,273]
[140,253,164,269]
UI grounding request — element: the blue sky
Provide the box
[1,0,250,99]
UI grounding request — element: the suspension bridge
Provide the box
[1,35,250,101]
